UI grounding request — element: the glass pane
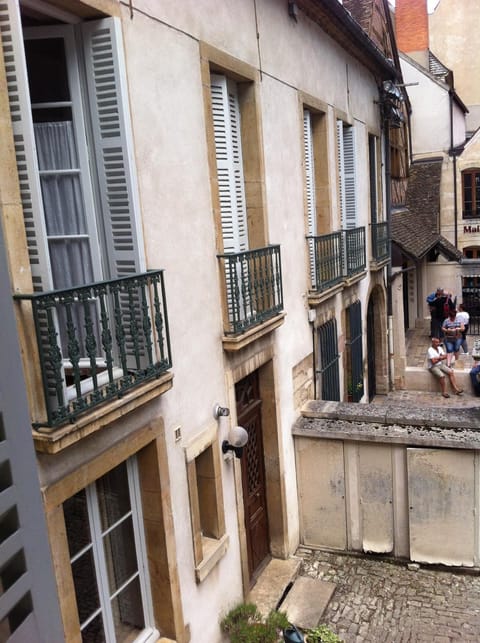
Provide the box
[41,175,86,236]
[34,122,79,171]
[81,614,106,643]
[97,462,131,531]
[33,106,72,124]
[24,38,70,103]
[111,577,145,642]
[475,173,480,215]
[71,550,101,624]
[49,239,94,289]
[64,490,91,558]
[103,517,138,593]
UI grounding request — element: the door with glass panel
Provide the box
[63,458,158,642]
[24,26,104,375]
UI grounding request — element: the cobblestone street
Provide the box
[298,547,480,642]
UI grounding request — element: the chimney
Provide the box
[395,0,429,68]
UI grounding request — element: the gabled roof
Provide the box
[391,159,462,261]
[296,0,398,81]
[400,51,469,115]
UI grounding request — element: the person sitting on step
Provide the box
[426,337,463,398]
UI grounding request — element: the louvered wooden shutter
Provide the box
[82,19,148,369]
[343,125,356,230]
[0,0,51,292]
[304,109,317,286]
[336,119,346,229]
[210,74,248,253]
[81,18,145,279]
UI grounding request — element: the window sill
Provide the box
[194,533,229,583]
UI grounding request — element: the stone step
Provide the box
[248,557,301,618]
[280,575,336,630]
[404,366,475,394]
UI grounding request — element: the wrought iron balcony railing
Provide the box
[345,226,366,277]
[15,270,172,428]
[307,226,366,292]
[217,245,284,335]
[371,221,389,263]
[307,231,343,291]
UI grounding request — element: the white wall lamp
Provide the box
[222,425,249,459]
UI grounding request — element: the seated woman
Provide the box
[441,309,464,367]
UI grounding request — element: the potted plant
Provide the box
[220,602,290,642]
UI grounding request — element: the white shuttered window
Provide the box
[210,74,249,253]
[337,120,357,230]
[304,109,317,285]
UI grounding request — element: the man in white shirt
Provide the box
[427,337,463,398]
[456,304,470,353]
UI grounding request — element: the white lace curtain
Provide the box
[34,121,94,290]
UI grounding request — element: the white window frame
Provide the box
[23,24,104,289]
[66,457,158,642]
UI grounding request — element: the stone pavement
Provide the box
[297,547,480,642]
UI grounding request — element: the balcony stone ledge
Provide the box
[32,371,173,454]
[222,312,286,352]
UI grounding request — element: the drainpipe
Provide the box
[449,89,458,248]
[385,123,395,391]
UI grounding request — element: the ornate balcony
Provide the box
[217,245,284,336]
[307,226,366,294]
[15,270,172,429]
[371,221,389,264]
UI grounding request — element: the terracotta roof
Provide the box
[391,159,462,261]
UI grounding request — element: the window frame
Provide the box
[184,424,228,583]
[63,456,159,642]
[462,168,480,219]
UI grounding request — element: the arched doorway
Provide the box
[366,286,388,399]
[367,297,376,401]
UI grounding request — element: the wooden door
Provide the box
[236,372,270,582]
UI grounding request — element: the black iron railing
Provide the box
[344,227,366,277]
[15,270,172,428]
[371,221,389,263]
[307,232,343,291]
[217,245,283,335]
[307,226,366,291]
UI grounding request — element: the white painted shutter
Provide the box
[304,109,317,286]
[210,74,248,253]
[343,125,357,230]
[336,119,346,229]
[0,0,51,292]
[81,18,145,278]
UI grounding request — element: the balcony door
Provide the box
[210,74,250,322]
[24,27,103,295]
